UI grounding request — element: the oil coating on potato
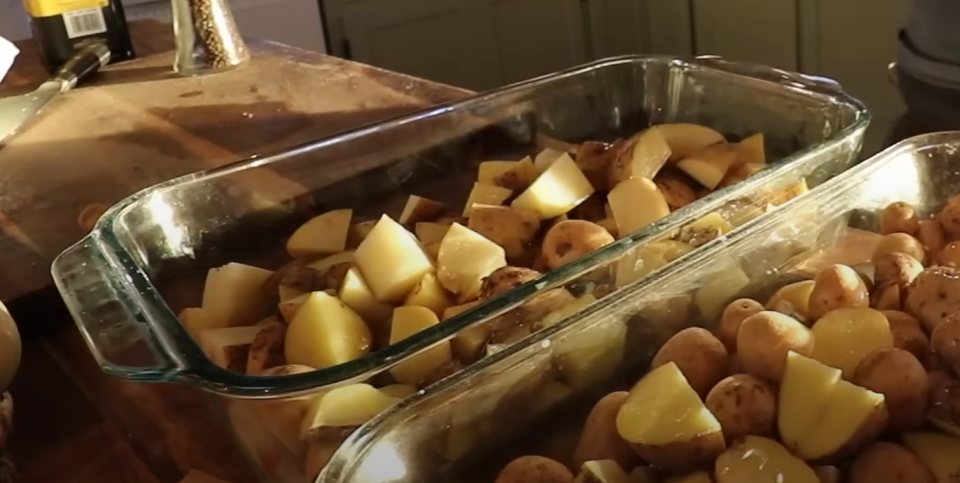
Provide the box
[904,266,960,333]
[880,202,919,236]
[495,456,574,483]
[872,233,927,265]
[848,442,935,483]
[542,220,615,270]
[573,391,641,471]
[737,311,814,383]
[807,264,869,322]
[651,327,729,397]
[704,374,777,442]
[715,298,764,352]
[852,348,929,431]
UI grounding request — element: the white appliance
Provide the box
[0,0,327,53]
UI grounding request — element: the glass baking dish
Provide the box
[52,55,866,482]
[323,131,960,483]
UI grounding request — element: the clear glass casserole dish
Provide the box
[51,55,867,482]
[324,131,960,483]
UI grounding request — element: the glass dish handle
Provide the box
[52,237,187,382]
[693,55,842,93]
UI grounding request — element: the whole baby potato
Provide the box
[808,264,869,322]
[940,241,960,268]
[903,266,960,332]
[572,391,640,471]
[848,442,935,483]
[873,252,924,291]
[736,311,814,383]
[939,195,960,240]
[852,348,929,431]
[871,282,902,311]
[873,233,927,265]
[927,373,960,434]
[495,456,574,483]
[651,327,729,396]
[931,313,960,378]
[882,310,935,369]
[715,298,765,352]
[655,169,698,211]
[542,220,615,270]
[918,219,947,261]
[479,266,542,300]
[704,374,777,442]
[880,201,919,236]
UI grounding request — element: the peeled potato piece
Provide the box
[284,292,372,369]
[492,157,537,191]
[715,436,818,483]
[902,432,960,483]
[467,204,541,261]
[202,262,275,328]
[398,195,447,226]
[608,127,671,187]
[437,223,507,302]
[354,215,434,303]
[299,383,401,439]
[404,272,452,316]
[810,307,893,378]
[512,153,596,219]
[607,177,671,238]
[199,325,262,372]
[676,144,738,190]
[463,182,513,217]
[338,267,392,324]
[657,123,725,161]
[286,209,353,259]
[389,306,453,385]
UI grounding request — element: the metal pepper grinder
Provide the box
[170,0,250,75]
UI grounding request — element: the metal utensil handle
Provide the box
[51,237,186,382]
[54,42,111,90]
[693,54,842,93]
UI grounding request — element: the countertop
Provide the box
[2,19,470,483]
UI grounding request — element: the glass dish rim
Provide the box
[52,54,871,398]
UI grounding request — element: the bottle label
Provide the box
[22,0,108,18]
[63,8,107,38]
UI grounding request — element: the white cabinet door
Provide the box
[339,0,494,90]
[693,0,798,70]
[799,0,909,152]
[483,0,587,85]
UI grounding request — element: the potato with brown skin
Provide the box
[852,348,929,431]
[882,310,936,369]
[495,456,574,483]
[715,298,764,352]
[479,266,542,300]
[262,261,326,299]
[904,266,960,333]
[849,442,934,483]
[573,392,641,471]
[736,311,814,383]
[926,373,960,433]
[918,219,947,261]
[873,252,924,292]
[654,169,698,211]
[246,322,287,375]
[940,241,960,268]
[807,264,869,322]
[814,466,840,483]
[932,314,960,378]
[939,195,960,240]
[705,374,777,442]
[575,141,616,191]
[260,364,316,375]
[873,233,927,265]
[871,282,902,311]
[880,202,920,236]
[490,288,576,343]
[651,328,729,397]
[542,220,615,270]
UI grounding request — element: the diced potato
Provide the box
[404,272,452,316]
[286,209,353,259]
[903,432,960,483]
[677,212,735,248]
[657,123,726,161]
[676,144,738,190]
[478,161,518,185]
[446,302,489,362]
[492,156,537,191]
[414,222,450,245]
[338,267,392,323]
[779,351,842,451]
[736,132,766,167]
[179,307,219,340]
[199,326,262,372]
[463,182,513,217]
[354,215,434,303]
[512,153,595,219]
[389,306,452,384]
[694,264,751,319]
[278,284,306,302]
[608,127,671,186]
[467,204,541,261]
[306,250,355,272]
[715,436,818,483]
[534,148,566,173]
[278,293,309,322]
[614,240,694,288]
[437,223,507,302]
[378,384,418,399]
[540,294,597,328]
[608,177,670,238]
[202,262,274,328]
[398,195,447,226]
[284,292,372,369]
[347,220,376,248]
[810,308,893,378]
[299,384,401,439]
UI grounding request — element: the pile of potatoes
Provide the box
[491,197,960,483]
[174,123,798,481]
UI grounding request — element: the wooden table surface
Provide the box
[2,20,470,483]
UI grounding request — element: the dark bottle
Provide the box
[22,0,135,73]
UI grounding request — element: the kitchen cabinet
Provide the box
[692,0,798,71]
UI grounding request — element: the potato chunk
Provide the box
[607,177,670,238]
[809,307,892,378]
[715,436,818,483]
[286,209,353,258]
[512,153,595,219]
[437,223,507,302]
[354,215,434,303]
[202,262,274,328]
[388,306,452,385]
[284,292,372,369]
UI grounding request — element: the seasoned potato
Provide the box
[495,456,573,483]
[848,442,934,483]
[467,204,541,262]
[807,264,869,322]
[737,311,814,383]
[852,348,929,431]
[705,374,777,442]
[246,322,287,375]
[880,202,919,236]
[940,241,960,268]
[654,169,698,211]
[873,233,926,265]
[926,373,960,434]
[573,392,640,471]
[479,266,542,300]
[651,328,729,396]
[873,252,923,292]
[882,310,935,368]
[574,141,615,191]
[931,314,960,378]
[938,194,960,240]
[542,220,615,270]
[917,219,947,260]
[905,266,960,332]
[716,298,764,352]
